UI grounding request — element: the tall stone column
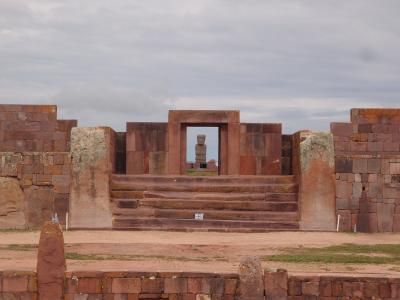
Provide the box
[195,134,207,167]
[69,127,115,229]
[294,131,336,231]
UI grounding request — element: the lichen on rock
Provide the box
[300,131,334,171]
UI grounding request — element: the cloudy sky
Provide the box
[1,0,400,142]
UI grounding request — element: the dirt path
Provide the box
[1,230,399,275]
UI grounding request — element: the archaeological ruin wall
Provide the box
[0,105,76,228]
[332,109,400,232]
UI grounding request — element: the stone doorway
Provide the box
[167,110,240,175]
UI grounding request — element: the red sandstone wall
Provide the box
[0,104,77,228]
[1,271,399,299]
[239,123,282,175]
[0,104,76,152]
[331,109,400,232]
[126,122,168,175]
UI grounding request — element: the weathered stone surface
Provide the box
[69,127,114,229]
[0,177,26,229]
[236,256,264,300]
[264,268,287,300]
[37,221,66,300]
[298,131,336,231]
[24,186,54,229]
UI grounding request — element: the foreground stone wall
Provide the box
[0,152,71,228]
[1,270,399,299]
[332,109,400,232]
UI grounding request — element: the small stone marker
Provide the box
[236,256,264,300]
[37,221,66,300]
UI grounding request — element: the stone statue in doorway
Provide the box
[195,134,207,166]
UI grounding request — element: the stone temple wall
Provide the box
[0,105,76,229]
[332,109,400,232]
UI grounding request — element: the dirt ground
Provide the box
[1,230,399,276]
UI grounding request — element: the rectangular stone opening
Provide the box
[186,126,219,176]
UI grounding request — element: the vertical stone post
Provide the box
[293,131,336,231]
[69,127,115,229]
[37,221,66,300]
[236,256,264,300]
[264,268,288,300]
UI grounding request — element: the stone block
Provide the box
[367,159,381,173]
[335,158,352,173]
[264,268,287,300]
[141,278,163,293]
[112,278,141,293]
[302,281,319,296]
[297,132,336,231]
[367,142,383,152]
[2,274,28,292]
[353,158,368,173]
[149,152,167,175]
[350,142,367,152]
[330,123,352,136]
[37,221,66,300]
[377,203,395,232]
[237,256,264,300]
[69,127,114,229]
[164,278,188,294]
[24,186,54,229]
[0,177,26,229]
[390,162,400,174]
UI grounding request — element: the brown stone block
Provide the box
[77,278,102,293]
[335,158,352,173]
[2,274,29,292]
[126,151,145,174]
[262,123,281,133]
[57,119,78,132]
[240,156,256,175]
[377,203,395,232]
[164,278,188,294]
[357,123,373,133]
[141,278,163,293]
[302,281,319,296]
[367,142,383,152]
[24,186,54,229]
[351,108,400,124]
[330,123,353,137]
[112,278,141,293]
[350,142,367,152]
[367,159,381,173]
[264,268,288,299]
[288,279,302,296]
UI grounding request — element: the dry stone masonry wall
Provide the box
[332,109,400,232]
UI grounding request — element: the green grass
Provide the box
[0,244,37,251]
[65,252,227,262]
[186,169,218,176]
[262,243,400,265]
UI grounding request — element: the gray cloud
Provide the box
[0,0,399,132]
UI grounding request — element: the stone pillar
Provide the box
[37,221,66,300]
[236,256,264,300]
[295,131,336,231]
[0,177,26,229]
[195,134,207,166]
[264,268,288,300]
[69,127,115,229]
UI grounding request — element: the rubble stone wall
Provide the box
[331,108,400,232]
[0,152,70,228]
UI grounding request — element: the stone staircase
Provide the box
[110,174,299,232]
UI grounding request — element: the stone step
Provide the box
[112,207,298,221]
[123,198,298,212]
[111,174,296,185]
[112,217,299,231]
[110,182,298,193]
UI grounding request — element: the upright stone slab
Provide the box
[69,127,115,229]
[0,177,26,229]
[37,221,66,300]
[236,256,264,300]
[296,131,336,231]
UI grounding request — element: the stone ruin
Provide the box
[0,105,399,232]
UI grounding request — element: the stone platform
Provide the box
[111,174,299,232]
